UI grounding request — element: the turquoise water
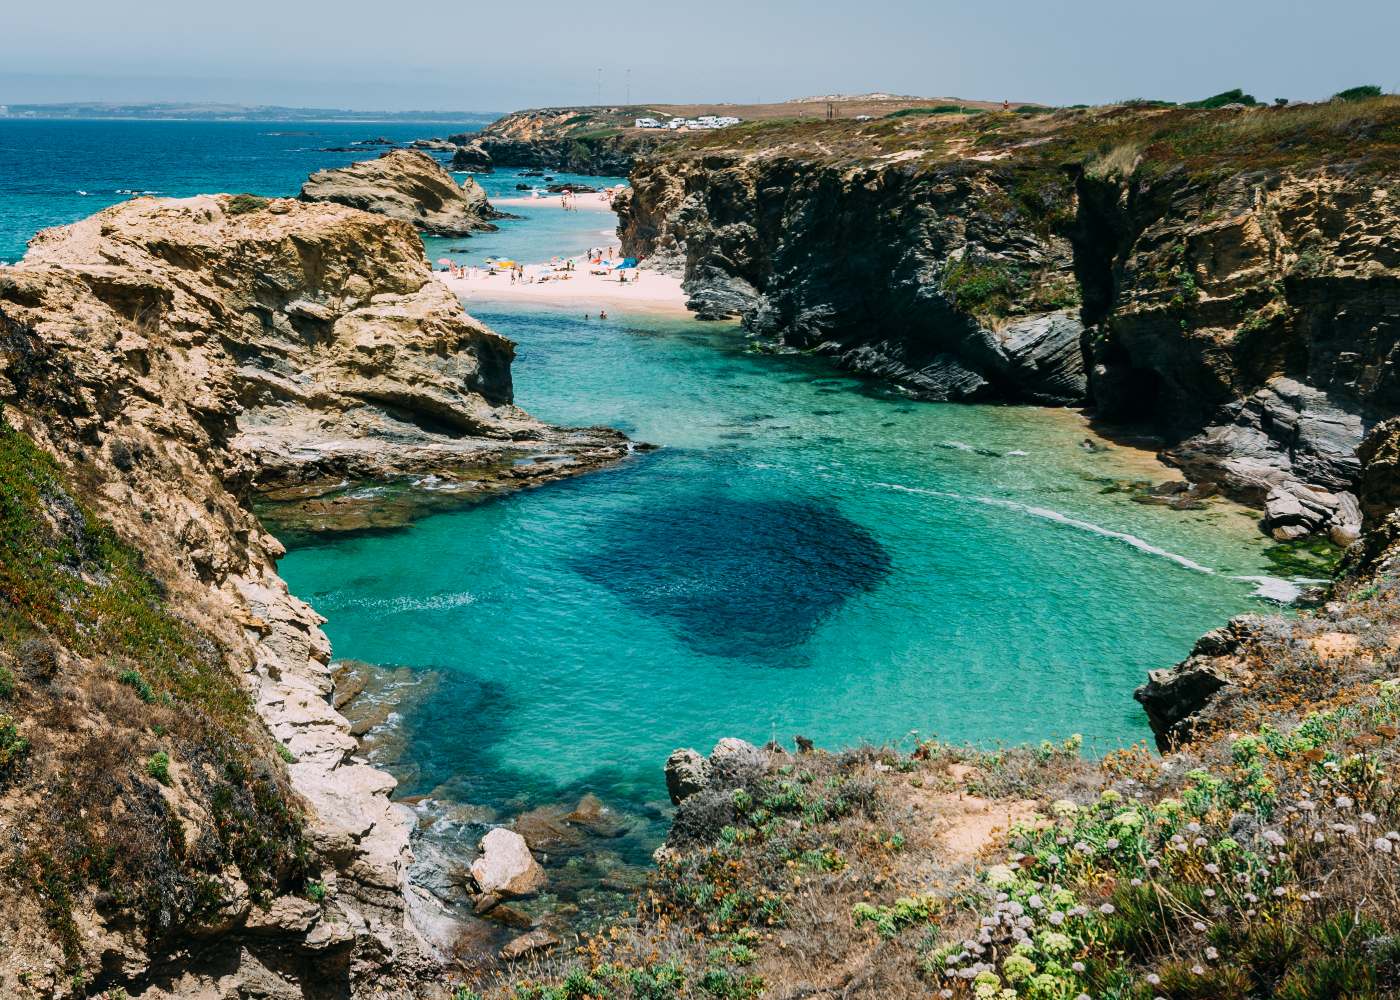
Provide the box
[1,121,1285,821]
[280,301,1285,816]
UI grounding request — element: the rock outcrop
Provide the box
[618,101,1400,535]
[477,109,660,174]
[618,149,1090,405]
[300,149,498,236]
[663,739,773,846]
[0,194,630,996]
[449,139,494,173]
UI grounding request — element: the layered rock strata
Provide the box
[300,149,498,236]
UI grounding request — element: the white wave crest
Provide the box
[875,482,1216,574]
[321,591,477,614]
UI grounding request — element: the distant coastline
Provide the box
[0,101,502,123]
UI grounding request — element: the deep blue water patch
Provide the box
[576,494,892,661]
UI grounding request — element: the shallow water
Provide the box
[280,301,1285,815]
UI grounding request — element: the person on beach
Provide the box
[600,309,608,319]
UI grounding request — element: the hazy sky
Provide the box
[4,0,1397,112]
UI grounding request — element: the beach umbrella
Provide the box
[437,257,453,265]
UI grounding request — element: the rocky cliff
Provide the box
[477,109,660,175]
[300,150,498,236]
[0,194,628,998]
[619,99,1400,539]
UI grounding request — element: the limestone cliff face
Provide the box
[0,195,627,997]
[300,149,497,236]
[619,105,1400,537]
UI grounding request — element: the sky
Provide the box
[3,0,1398,113]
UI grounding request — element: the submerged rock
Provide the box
[301,148,498,236]
[500,927,560,961]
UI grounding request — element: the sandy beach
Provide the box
[491,191,619,212]
[438,263,688,315]
[436,232,689,315]
[435,191,690,314]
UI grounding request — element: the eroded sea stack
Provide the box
[300,148,498,236]
[0,194,626,996]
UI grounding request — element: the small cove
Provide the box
[288,189,1300,836]
[1,120,1303,912]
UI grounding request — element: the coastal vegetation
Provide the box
[0,411,311,977]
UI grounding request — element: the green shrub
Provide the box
[118,667,155,703]
[1185,88,1261,109]
[886,105,981,118]
[0,714,29,783]
[305,879,326,903]
[1334,85,1383,102]
[941,258,1022,317]
[275,742,297,764]
[0,664,14,699]
[698,968,763,1000]
[145,751,170,785]
[225,194,270,215]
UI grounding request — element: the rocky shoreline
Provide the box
[0,191,635,996]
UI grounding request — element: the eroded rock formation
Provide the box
[300,149,497,236]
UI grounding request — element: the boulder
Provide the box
[500,927,560,961]
[708,738,769,788]
[1262,481,1360,542]
[1329,491,1362,546]
[664,748,710,805]
[244,895,322,936]
[469,828,546,897]
[300,149,497,236]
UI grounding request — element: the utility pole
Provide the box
[596,68,603,106]
[626,68,632,106]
